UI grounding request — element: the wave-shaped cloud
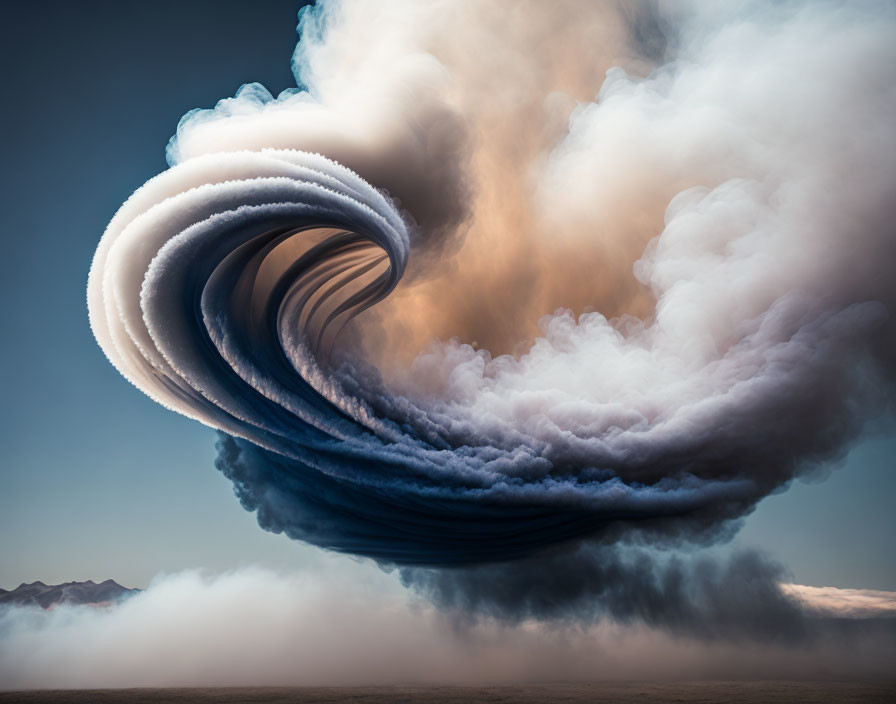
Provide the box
[89,0,896,599]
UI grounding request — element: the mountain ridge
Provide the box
[0,579,141,609]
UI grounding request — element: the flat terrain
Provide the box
[1,682,895,704]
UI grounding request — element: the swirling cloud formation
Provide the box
[89,0,896,572]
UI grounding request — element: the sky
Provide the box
[1,0,895,598]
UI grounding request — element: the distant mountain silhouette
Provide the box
[0,579,140,609]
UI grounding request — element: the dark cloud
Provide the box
[401,544,896,642]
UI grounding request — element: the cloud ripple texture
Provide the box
[88,0,896,567]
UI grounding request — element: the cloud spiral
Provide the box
[89,0,896,580]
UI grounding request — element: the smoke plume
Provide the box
[88,0,896,628]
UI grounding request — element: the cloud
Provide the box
[783,584,896,619]
[1,567,894,689]
[401,545,896,643]
[87,0,896,625]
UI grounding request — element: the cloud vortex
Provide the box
[89,0,896,572]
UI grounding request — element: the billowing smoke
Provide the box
[400,547,896,643]
[89,0,896,628]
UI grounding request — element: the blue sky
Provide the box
[1,0,893,591]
